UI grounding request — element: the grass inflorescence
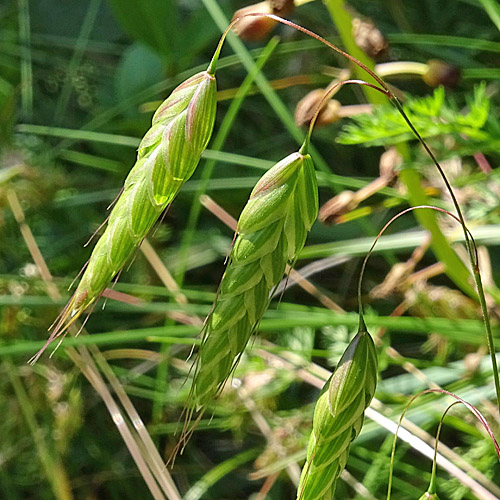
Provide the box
[183,145,318,430]
[297,317,377,499]
[7,3,500,499]
[31,69,217,363]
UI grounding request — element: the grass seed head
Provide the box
[76,71,217,305]
[140,71,217,204]
[297,327,377,500]
[188,150,318,414]
[35,71,217,362]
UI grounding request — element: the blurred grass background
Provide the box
[1,0,500,498]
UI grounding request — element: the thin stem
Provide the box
[357,205,477,320]
[392,97,500,408]
[18,0,33,119]
[324,0,474,297]
[387,388,500,500]
[391,99,466,228]
[306,78,389,145]
[326,0,499,407]
[376,61,429,78]
[430,402,461,494]
[53,0,101,124]
[177,37,279,284]
[209,11,500,409]
[208,12,390,91]
[423,389,500,460]
[323,0,386,105]
[6,359,72,500]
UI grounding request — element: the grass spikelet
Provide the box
[418,493,440,500]
[188,146,318,417]
[31,70,217,363]
[297,316,377,500]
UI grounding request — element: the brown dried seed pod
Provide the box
[370,262,412,299]
[232,1,295,41]
[270,0,295,16]
[423,60,461,88]
[318,190,357,224]
[295,89,341,128]
[379,147,401,182]
[352,17,388,60]
[232,2,276,41]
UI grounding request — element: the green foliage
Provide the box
[106,0,177,58]
[2,0,500,498]
[337,85,490,146]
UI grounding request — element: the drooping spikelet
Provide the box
[418,492,440,500]
[297,318,377,500]
[32,70,217,363]
[191,149,318,411]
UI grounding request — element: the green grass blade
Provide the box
[201,0,334,179]
[16,123,140,146]
[17,0,33,119]
[53,0,101,124]
[5,359,73,500]
[388,33,500,53]
[479,0,500,31]
[183,448,259,500]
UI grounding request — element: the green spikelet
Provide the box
[418,493,440,500]
[32,70,217,363]
[191,150,318,411]
[73,71,216,312]
[297,317,378,500]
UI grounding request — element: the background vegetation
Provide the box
[1,0,500,498]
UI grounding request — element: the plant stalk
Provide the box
[323,0,500,409]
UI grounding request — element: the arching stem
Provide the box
[387,388,500,500]
[208,11,499,410]
[356,205,477,320]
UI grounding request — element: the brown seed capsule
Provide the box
[352,17,388,60]
[295,89,341,128]
[232,2,276,41]
[232,1,295,41]
[270,0,295,16]
[423,60,461,88]
[370,262,412,299]
[379,147,401,182]
[318,190,357,224]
